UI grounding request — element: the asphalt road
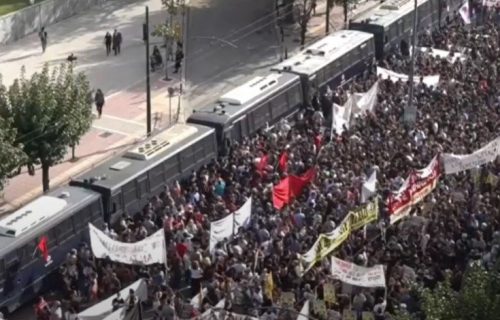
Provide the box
[184,0,282,115]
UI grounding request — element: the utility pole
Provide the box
[145,6,152,136]
[404,0,418,125]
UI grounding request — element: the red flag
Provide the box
[278,151,288,172]
[37,236,49,262]
[272,177,291,209]
[289,168,316,197]
[256,154,269,175]
[272,168,316,209]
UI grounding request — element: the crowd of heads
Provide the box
[51,8,500,320]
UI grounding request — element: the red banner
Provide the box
[388,156,441,224]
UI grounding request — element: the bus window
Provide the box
[271,91,288,117]
[164,156,180,180]
[111,191,123,215]
[148,164,165,194]
[288,84,302,107]
[56,218,75,242]
[0,259,4,278]
[48,228,58,247]
[122,180,138,207]
[21,240,36,265]
[251,103,271,129]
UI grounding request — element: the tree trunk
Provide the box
[300,24,307,45]
[41,161,50,192]
[165,37,170,81]
[343,0,348,25]
[71,145,76,160]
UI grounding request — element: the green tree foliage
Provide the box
[394,264,500,320]
[0,64,93,192]
[0,77,27,191]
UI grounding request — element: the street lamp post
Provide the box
[404,0,418,125]
[145,6,152,136]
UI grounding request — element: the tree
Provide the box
[0,78,27,191]
[153,0,183,81]
[296,0,315,46]
[0,64,93,192]
[152,24,181,81]
[55,64,93,161]
[393,264,500,320]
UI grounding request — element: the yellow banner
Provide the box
[279,291,295,307]
[312,299,327,317]
[302,200,379,273]
[323,283,336,304]
[264,272,274,300]
[349,199,379,231]
[303,215,351,271]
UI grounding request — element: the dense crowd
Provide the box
[43,7,500,320]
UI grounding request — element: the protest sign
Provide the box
[389,156,440,224]
[349,199,379,231]
[280,292,296,307]
[361,171,377,203]
[297,300,310,320]
[312,299,327,318]
[78,279,147,320]
[331,257,386,288]
[89,224,165,265]
[302,214,351,271]
[209,198,252,252]
[442,137,500,174]
[377,67,440,87]
[323,283,336,304]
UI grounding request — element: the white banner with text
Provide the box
[331,257,386,288]
[89,223,166,265]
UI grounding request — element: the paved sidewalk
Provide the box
[0,0,380,215]
[0,0,185,214]
[279,0,380,57]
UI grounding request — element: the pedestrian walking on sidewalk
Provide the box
[112,29,122,55]
[39,27,48,53]
[95,89,105,118]
[105,32,112,56]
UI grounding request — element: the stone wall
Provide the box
[0,0,104,45]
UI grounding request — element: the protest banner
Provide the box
[209,198,252,252]
[460,1,471,24]
[361,171,377,203]
[301,214,352,271]
[280,292,296,307]
[89,224,165,265]
[377,67,440,87]
[388,156,440,224]
[323,282,336,305]
[297,300,310,320]
[78,279,147,320]
[349,199,379,231]
[312,299,327,318]
[442,137,500,174]
[483,0,500,7]
[417,47,466,63]
[352,81,379,115]
[331,257,386,288]
[342,310,356,320]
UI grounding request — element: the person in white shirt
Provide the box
[373,297,387,320]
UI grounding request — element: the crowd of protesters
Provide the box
[41,7,500,320]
